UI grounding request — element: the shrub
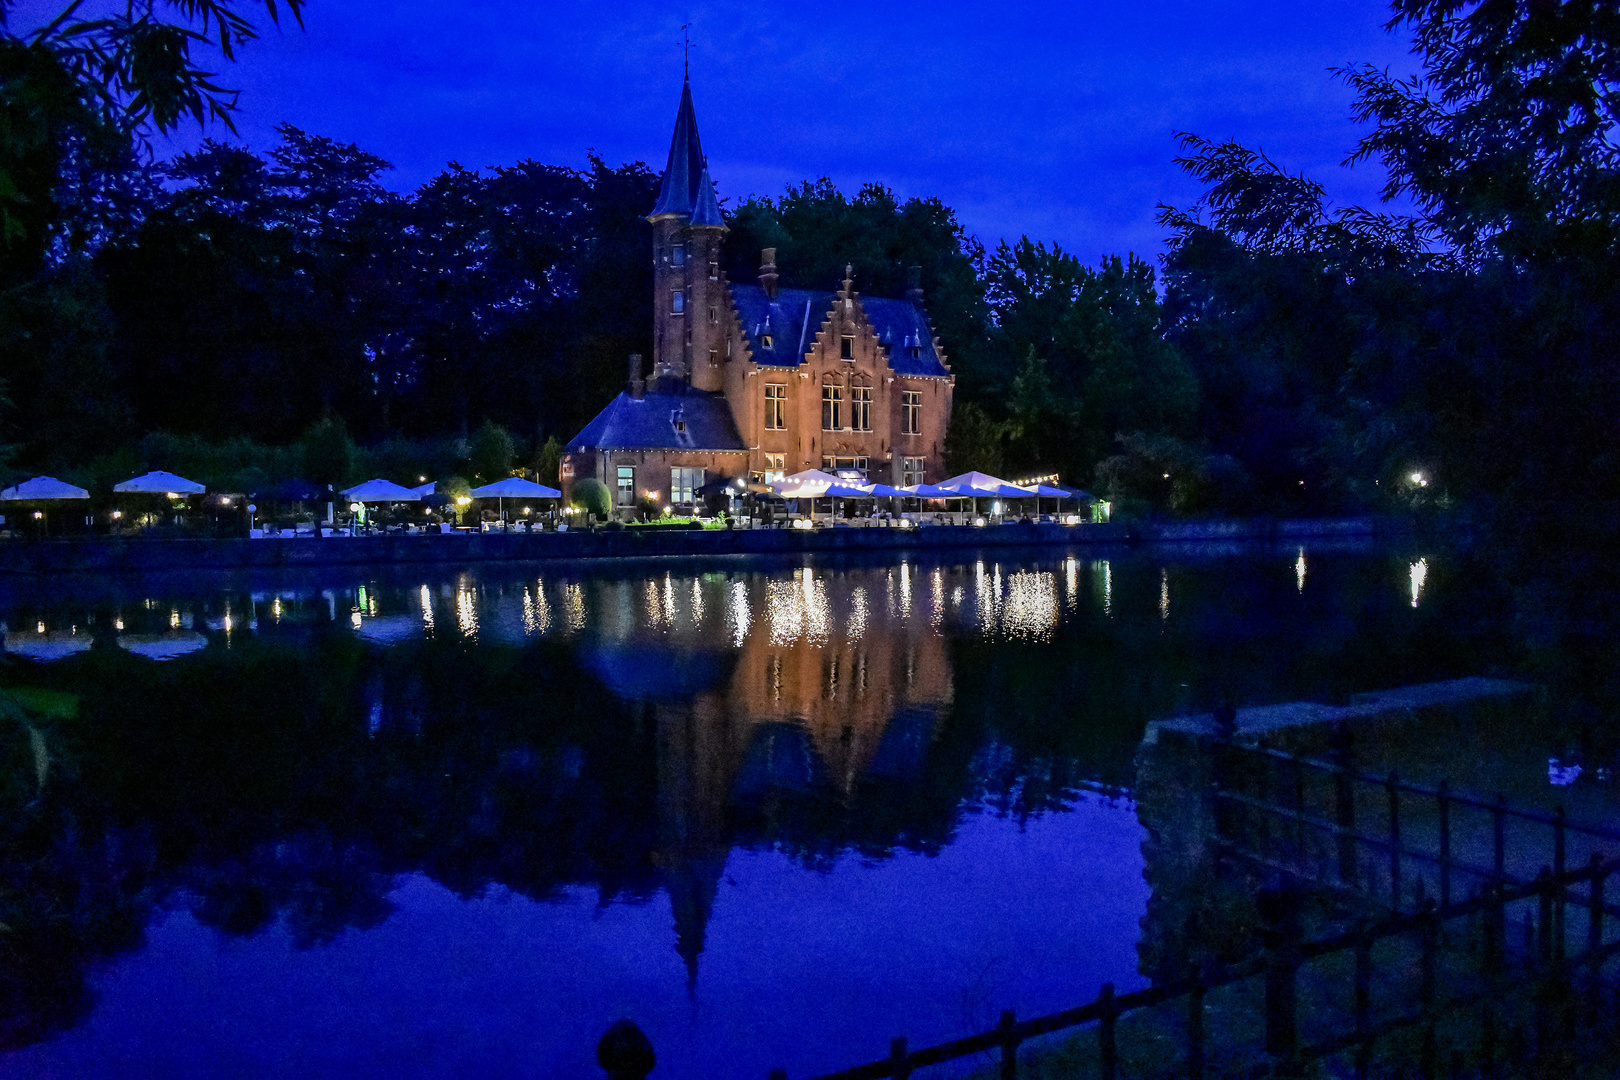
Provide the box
[571,478,610,520]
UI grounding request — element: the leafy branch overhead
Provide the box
[3,0,303,132]
[0,1,302,277]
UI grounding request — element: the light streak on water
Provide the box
[419,586,434,634]
[1098,561,1112,617]
[456,587,479,639]
[1410,558,1428,608]
[898,563,913,620]
[522,580,551,636]
[1002,571,1059,640]
[848,586,870,642]
[1159,569,1170,621]
[727,580,751,648]
[689,577,704,627]
[1296,548,1307,593]
[930,569,944,630]
[766,570,831,646]
[1064,557,1078,611]
[562,583,586,633]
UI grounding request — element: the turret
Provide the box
[648,77,729,393]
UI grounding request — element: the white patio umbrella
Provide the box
[770,469,841,519]
[341,479,421,502]
[114,470,205,494]
[937,471,1036,518]
[1,476,89,500]
[468,477,561,523]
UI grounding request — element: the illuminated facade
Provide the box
[562,78,956,514]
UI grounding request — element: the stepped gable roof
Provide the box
[566,384,745,452]
[730,284,950,378]
[649,77,722,221]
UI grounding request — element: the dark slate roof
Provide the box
[648,78,723,222]
[567,385,745,452]
[690,164,725,228]
[730,284,951,378]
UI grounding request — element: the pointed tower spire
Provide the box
[649,77,713,221]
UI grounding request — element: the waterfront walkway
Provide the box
[0,517,1383,574]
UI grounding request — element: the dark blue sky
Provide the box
[46,1,1421,259]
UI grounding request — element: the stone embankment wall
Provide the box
[0,517,1390,574]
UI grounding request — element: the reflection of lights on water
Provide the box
[1296,548,1307,593]
[898,563,913,620]
[766,570,831,646]
[974,561,998,636]
[951,585,964,610]
[562,583,586,633]
[456,588,478,638]
[522,581,552,635]
[689,577,704,627]
[1064,557,1078,611]
[727,580,751,648]
[1098,561,1112,617]
[930,568,944,630]
[272,598,282,621]
[419,585,435,634]
[1160,570,1170,621]
[170,609,182,629]
[35,621,44,634]
[1410,558,1428,607]
[644,579,671,631]
[1002,571,1059,640]
[848,586,869,642]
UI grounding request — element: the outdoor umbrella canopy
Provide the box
[938,472,1037,498]
[900,483,953,498]
[1,476,88,500]
[823,483,873,498]
[864,483,907,497]
[409,482,436,498]
[1031,484,1074,498]
[341,479,421,502]
[115,471,205,494]
[468,478,562,499]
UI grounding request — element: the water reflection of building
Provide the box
[581,569,954,989]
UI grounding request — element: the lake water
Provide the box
[0,544,1527,1078]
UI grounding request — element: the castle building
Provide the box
[561,77,955,513]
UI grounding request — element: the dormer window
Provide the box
[910,344,921,359]
[840,335,854,360]
[761,333,773,349]
[672,244,685,267]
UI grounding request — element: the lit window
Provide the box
[672,245,685,267]
[616,466,635,505]
[761,333,773,349]
[671,290,684,314]
[671,466,704,504]
[765,383,786,430]
[840,335,854,360]
[764,453,786,483]
[851,385,872,431]
[902,456,925,486]
[821,384,843,431]
[901,390,921,435]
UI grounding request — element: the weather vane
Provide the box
[680,24,695,76]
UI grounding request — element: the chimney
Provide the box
[758,247,779,300]
[628,353,645,399]
[905,264,924,307]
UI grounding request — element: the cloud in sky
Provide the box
[23,0,1420,260]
